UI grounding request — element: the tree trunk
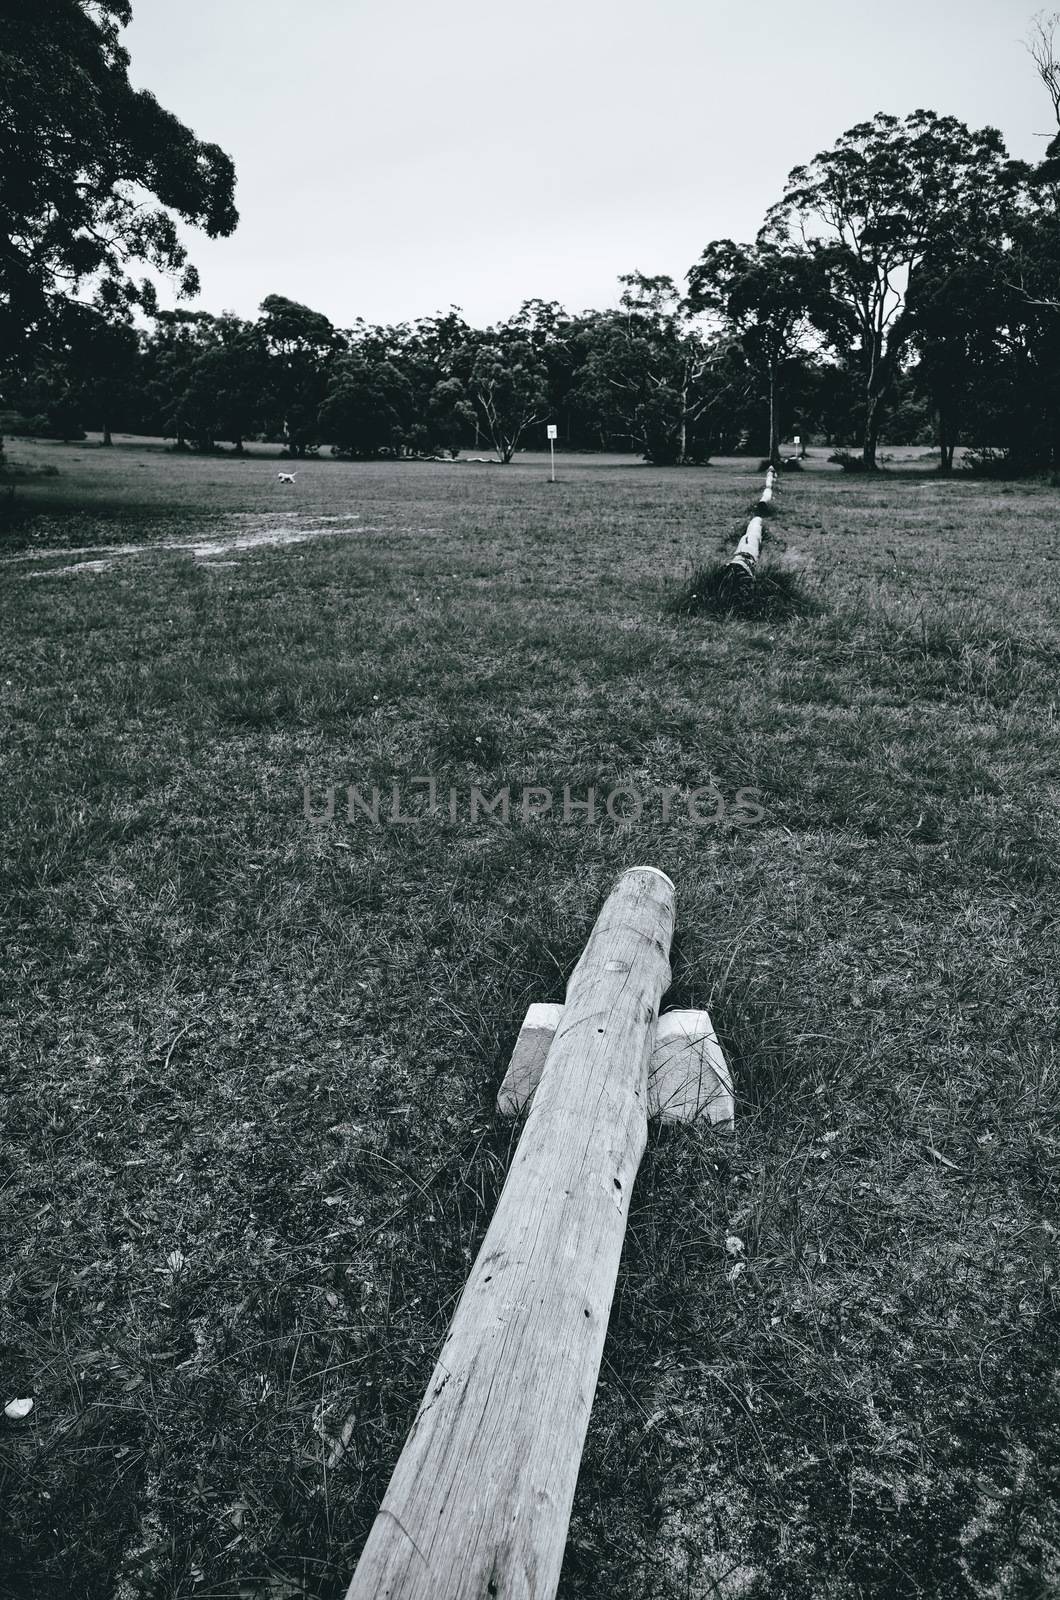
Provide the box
[768,362,781,466]
[102,422,112,446]
[862,331,889,468]
[862,392,882,469]
[937,409,954,475]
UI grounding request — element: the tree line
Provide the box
[6,4,1060,471]
[1,279,811,464]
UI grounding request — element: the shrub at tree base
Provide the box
[0,409,86,443]
[963,447,1021,478]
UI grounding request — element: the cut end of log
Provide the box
[626,864,676,892]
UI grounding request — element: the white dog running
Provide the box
[277,471,297,484]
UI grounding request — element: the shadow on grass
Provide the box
[667,562,823,622]
[0,485,215,551]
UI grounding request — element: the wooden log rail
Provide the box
[345,866,734,1600]
[727,464,778,584]
[727,513,763,583]
[758,464,777,510]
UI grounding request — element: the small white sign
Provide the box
[546,425,558,440]
[794,434,801,445]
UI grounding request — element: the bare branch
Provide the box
[1027,11,1060,130]
[1002,276,1060,310]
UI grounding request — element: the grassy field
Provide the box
[1,436,1058,1600]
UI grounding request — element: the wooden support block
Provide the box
[496,1002,564,1116]
[345,866,676,1600]
[650,1009,735,1128]
[495,1006,555,1112]
[498,1004,734,1129]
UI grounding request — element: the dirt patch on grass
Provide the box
[13,517,369,576]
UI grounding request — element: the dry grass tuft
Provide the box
[668,562,822,621]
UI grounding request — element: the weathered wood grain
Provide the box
[345,866,676,1600]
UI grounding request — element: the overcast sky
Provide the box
[126,0,1052,329]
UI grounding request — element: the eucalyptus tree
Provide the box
[400,314,476,456]
[766,111,1019,467]
[141,309,221,448]
[0,0,237,450]
[685,240,820,463]
[318,345,414,458]
[258,295,342,456]
[459,321,550,462]
[571,274,729,464]
[173,314,270,452]
[60,304,141,445]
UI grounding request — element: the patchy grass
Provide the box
[1,438,1059,1600]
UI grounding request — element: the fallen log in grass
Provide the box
[727,514,763,583]
[345,866,734,1600]
[756,463,779,512]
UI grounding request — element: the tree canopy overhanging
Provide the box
[0,0,237,386]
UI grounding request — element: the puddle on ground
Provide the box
[43,558,116,576]
[14,518,367,578]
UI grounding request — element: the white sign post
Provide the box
[547,423,557,482]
